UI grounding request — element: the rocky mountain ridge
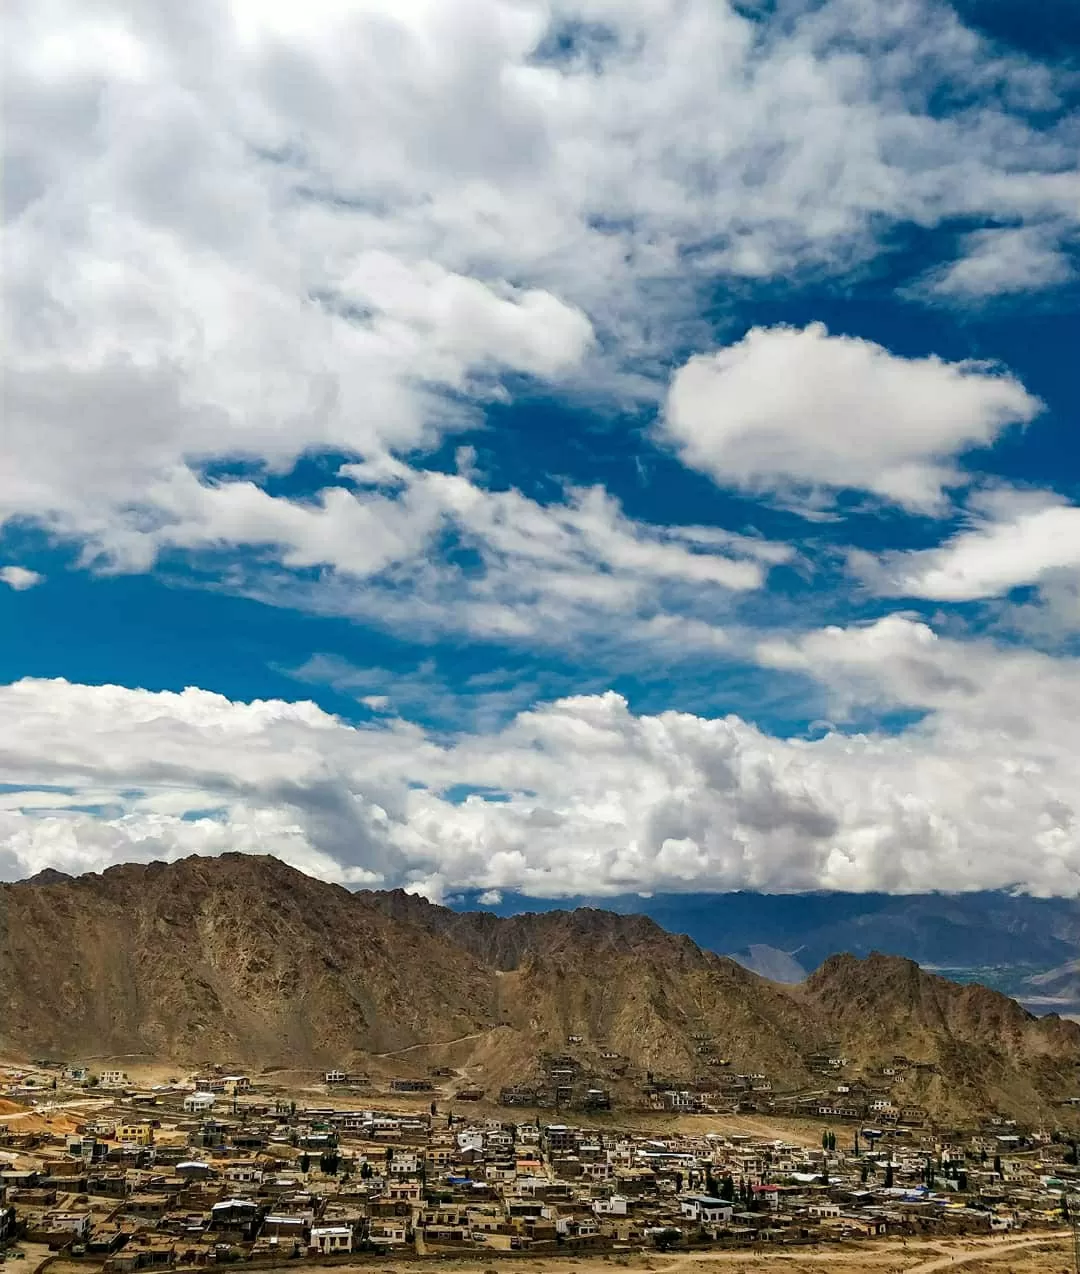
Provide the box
[2,854,1077,1125]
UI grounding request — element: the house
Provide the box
[100,1071,129,1089]
[324,1070,348,1084]
[262,1215,309,1243]
[368,1218,409,1245]
[593,1195,630,1216]
[209,1198,260,1237]
[310,1225,353,1254]
[807,1202,841,1218]
[115,1123,154,1147]
[183,1092,215,1114]
[43,1211,93,1238]
[680,1196,735,1225]
[384,1179,423,1204]
[223,1160,262,1186]
[545,1125,579,1153]
[221,1075,250,1094]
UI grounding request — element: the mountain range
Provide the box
[447,887,1080,1013]
[2,853,1078,1128]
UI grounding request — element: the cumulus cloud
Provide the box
[850,491,1080,617]
[4,0,1079,597]
[662,324,1041,512]
[0,565,43,590]
[917,225,1075,301]
[3,629,1080,896]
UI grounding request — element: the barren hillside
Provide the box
[2,854,1077,1124]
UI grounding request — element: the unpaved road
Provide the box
[303,1231,1070,1274]
[652,1232,1069,1272]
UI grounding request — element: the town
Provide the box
[0,1054,1073,1273]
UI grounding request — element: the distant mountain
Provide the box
[1022,960,1080,1017]
[3,854,1078,1126]
[450,888,1080,1003]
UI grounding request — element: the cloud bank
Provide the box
[3,615,1079,896]
[5,0,1078,597]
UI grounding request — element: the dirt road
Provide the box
[308,1232,1071,1274]
[903,1231,1069,1272]
[649,1232,1071,1272]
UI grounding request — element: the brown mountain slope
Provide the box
[801,952,1080,1125]
[0,854,498,1061]
[2,854,1077,1125]
[364,890,829,1079]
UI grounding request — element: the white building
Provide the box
[680,1196,734,1225]
[100,1070,128,1089]
[310,1225,352,1254]
[184,1092,216,1114]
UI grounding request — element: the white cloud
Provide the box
[4,0,1079,596]
[850,493,1080,608]
[0,565,43,590]
[98,466,785,644]
[3,631,1080,896]
[662,323,1041,512]
[917,225,1075,301]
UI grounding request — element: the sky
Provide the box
[3,0,1080,900]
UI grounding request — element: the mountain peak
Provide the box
[2,853,1076,1126]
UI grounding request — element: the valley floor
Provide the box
[306,1232,1071,1274]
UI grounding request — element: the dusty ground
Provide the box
[0,1096,112,1134]
[0,1051,838,1153]
[302,1234,1071,1274]
[7,1237,1068,1274]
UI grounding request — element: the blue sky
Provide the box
[3,0,1080,898]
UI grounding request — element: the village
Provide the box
[0,1052,1074,1273]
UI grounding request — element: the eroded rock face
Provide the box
[2,852,1077,1125]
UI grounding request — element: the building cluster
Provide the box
[0,1061,1072,1270]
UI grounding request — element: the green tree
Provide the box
[719,1175,735,1203]
[884,1164,894,1189]
[299,1153,310,1173]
